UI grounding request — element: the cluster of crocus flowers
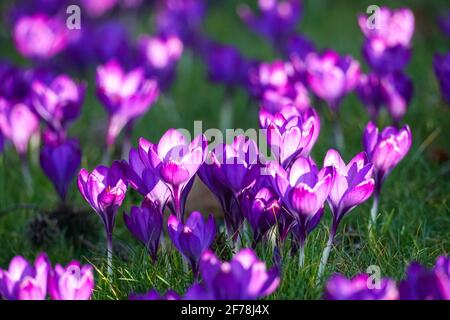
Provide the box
[0,253,94,300]
[325,255,449,300]
[357,7,415,124]
[96,59,160,149]
[363,122,412,226]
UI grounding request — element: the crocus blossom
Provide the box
[185,249,280,300]
[0,253,50,300]
[324,274,399,300]
[380,72,414,124]
[356,73,384,121]
[77,161,128,275]
[433,52,450,105]
[439,11,450,37]
[124,199,163,262]
[96,60,160,146]
[40,137,81,201]
[168,211,216,277]
[48,261,94,300]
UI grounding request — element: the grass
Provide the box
[0,0,449,299]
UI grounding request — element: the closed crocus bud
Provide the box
[241,186,280,245]
[168,212,216,277]
[31,75,86,132]
[124,199,163,262]
[149,129,207,220]
[13,14,68,60]
[238,0,302,49]
[0,253,50,300]
[96,59,160,147]
[0,98,39,157]
[185,248,280,300]
[433,52,450,105]
[48,261,95,300]
[40,136,81,201]
[129,289,180,300]
[399,256,450,300]
[380,72,414,124]
[306,50,360,110]
[324,274,399,300]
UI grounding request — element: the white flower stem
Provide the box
[317,229,335,284]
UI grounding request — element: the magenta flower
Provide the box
[149,129,207,220]
[124,199,163,262]
[13,14,68,60]
[48,261,94,300]
[306,50,360,111]
[0,253,50,300]
[77,162,128,275]
[185,249,280,300]
[96,60,160,147]
[399,256,450,300]
[358,7,414,74]
[31,75,86,134]
[380,72,414,124]
[238,0,302,50]
[324,274,398,300]
[40,137,81,202]
[433,52,450,105]
[81,0,117,17]
[0,99,39,157]
[129,289,180,300]
[318,150,374,279]
[168,211,216,277]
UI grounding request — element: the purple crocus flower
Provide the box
[149,129,207,220]
[317,150,374,279]
[77,162,128,276]
[0,99,39,157]
[138,34,184,91]
[31,75,86,134]
[284,34,316,62]
[270,157,333,265]
[380,72,414,124]
[129,289,180,300]
[96,59,160,147]
[433,52,450,105]
[306,50,360,111]
[260,106,318,168]
[184,249,280,300]
[168,211,216,277]
[0,253,50,300]
[439,11,450,37]
[48,261,95,300]
[356,73,384,121]
[240,186,281,245]
[124,199,163,262]
[13,14,68,60]
[358,7,414,74]
[81,0,117,17]
[40,136,81,202]
[238,0,302,50]
[324,274,399,300]
[363,122,412,225]
[399,256,450,300]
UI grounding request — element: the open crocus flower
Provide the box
[306,50,360,111]
[185,249,280,300]
[124,199,163,262]
[324,274,399,300]
[358,7,414,74]
[317,150,374,279]
[0,253,50,300]
[0,98,39,157]
[380,72,414,124]
[168,212,216,277]
[77,161,128,276]
[363,122,412,224]
[238,0,302,50]
[399,256,450,300]
[261,106,318,168]
[240,186,281,245]
[48,261,95,300]
[40,136,81,202]
[149,129,207,220]
[270,157,333,265]
[129,289,181,300]
[13,14,68,60]
[138,34,183,91]
[433,52,450,105]
[31,75,86,134]
[96,59,160,147]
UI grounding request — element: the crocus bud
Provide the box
[48,261,94,300]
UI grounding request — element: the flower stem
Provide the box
[299,243,305,268]
[369,193,379,232]
[317,227,336,284]
[219,88,234,131]
[332,113,345,151]
[121,122,134,160]
[106,232,113,278]
[21,157,33,196]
